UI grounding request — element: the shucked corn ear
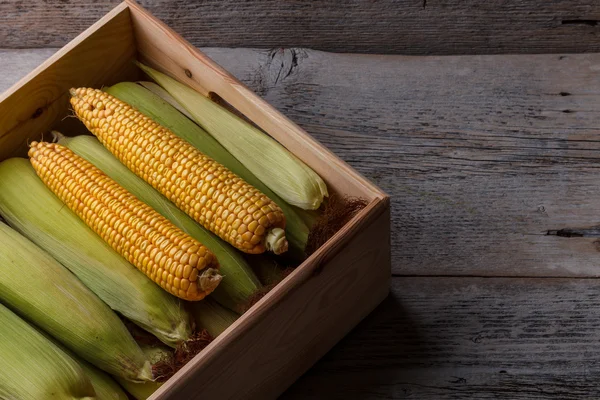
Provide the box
[0,158,191,348]
[108,82,310,258]
[29,142,223,301]
[137,63,328,210]
[61,134,260,311]
[0,303,96,400]
[70,87,288,255]
[0,222,152,382]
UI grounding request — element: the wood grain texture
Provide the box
[285,276,600,399]
[2,1,600,55]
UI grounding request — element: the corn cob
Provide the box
[136,63,328,210]
[106,82,309,259]
[0,303,96,400]
[0,158,191,347]
[60,134,260,312]
[0,222,152,382]
[70,87,288,255]
[28,142,222,301]
[190,297,239,337]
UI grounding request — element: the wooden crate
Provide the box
[0,2,391,398]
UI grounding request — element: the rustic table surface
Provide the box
[3,2,600,396]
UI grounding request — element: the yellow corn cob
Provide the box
[70,87,288,255]
[28,142,222,301]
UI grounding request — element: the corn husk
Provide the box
[33,325,129,400]
[190,297,239,337]
[0,303,96,400]
[247,254,288,286]
[0,158,191,348]
[116,344,170,400]
[60,134,261,312]
[105,81,310,259]
[78,362,128,400]
[0,222,151,381]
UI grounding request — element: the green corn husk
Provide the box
[116,344,170,400]
[0,303,96,400]
[105,80,310,260]
[79,362,129,400]
[0,158,192,348]
[60,134,261,312]
[190,297,239,337]
[0,222,151,382]
[33,326,129,400]
[246,254,288,286]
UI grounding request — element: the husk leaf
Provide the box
[189,297,239,337]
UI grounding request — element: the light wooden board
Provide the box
[285,276,600,399]
[2,1,600,55]
[4,48,600,278]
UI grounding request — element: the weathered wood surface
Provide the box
[2,1,600,55]
[286,277,600,399]
[4,48,600,399]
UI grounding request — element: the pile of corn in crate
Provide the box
[0,62,362,400]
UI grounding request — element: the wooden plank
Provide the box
[5,48,600,278]
[284,276,600,399]
[2,1,600,55]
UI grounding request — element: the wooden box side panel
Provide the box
[152,199,391,399]
[126,0,383,201]
[0,3,137,160]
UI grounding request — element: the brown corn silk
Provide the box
[305,195,368,255]
[28,142,221,301]
[70,87,288,255]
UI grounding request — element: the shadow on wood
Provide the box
[282,292,435,399]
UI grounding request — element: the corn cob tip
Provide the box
[27,141,38,158]
[265,228,288,255]
[198,268,223,297]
